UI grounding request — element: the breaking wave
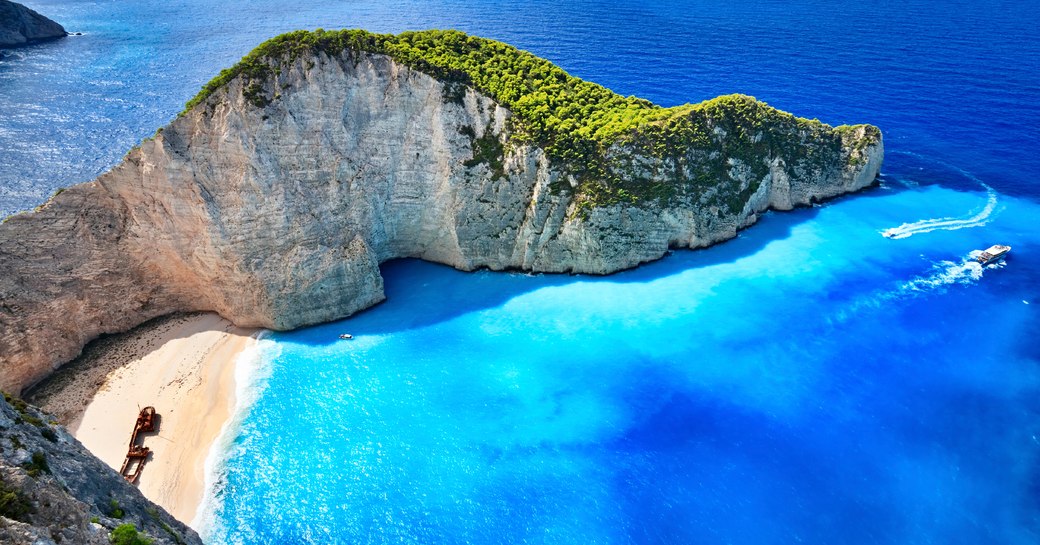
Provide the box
[192,331,278,538]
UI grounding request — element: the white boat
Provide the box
[339,334,353,340]
[975,244,1010,265]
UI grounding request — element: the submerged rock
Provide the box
[0,0,67,48]
[0,29,882,394]
[0,394,201,544]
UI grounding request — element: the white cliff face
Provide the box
[0,49,882,393]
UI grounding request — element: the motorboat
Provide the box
[975,244,1010,265]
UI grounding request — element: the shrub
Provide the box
[0,479,33,522]
[3,391,30,416]
[22,452,49,478]
[109,498,124,519]
[110,523,153,545]
[3,391,46,427]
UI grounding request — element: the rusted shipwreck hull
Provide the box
[120,406,158,484]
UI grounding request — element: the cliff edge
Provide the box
[0,394,201,544]
[0,29,883,393]
[0,0,66,48]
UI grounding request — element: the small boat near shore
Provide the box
[339,333,353,340]
[975,244,1011,265]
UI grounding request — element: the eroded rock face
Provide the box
[0,0,66,48]
[0,48,882,394]
[0,396,201,545]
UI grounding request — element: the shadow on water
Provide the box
[289,201,830,344]
[270,151,998,346]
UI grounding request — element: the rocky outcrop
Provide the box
[0,0,66,48]
[0,395,201,544]
[0,32,882,394]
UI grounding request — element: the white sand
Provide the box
[68,313,257,525]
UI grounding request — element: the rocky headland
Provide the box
[0,394,201,544]
[0,0,66,48]
[0,29,883,396]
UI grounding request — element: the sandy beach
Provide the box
[28,312,257,525]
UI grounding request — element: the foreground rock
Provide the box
[0,394,201,544]
[0,30,882,394]
[0,0,66,48]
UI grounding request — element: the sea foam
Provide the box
[192,331,278,539]
[831,256,996,325]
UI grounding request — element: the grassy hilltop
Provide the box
[184,29,879,214]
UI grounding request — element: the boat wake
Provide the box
[881,185,998,239]
[831,256,1001,324]
[900,257,987,292]
[879,152,1000,239]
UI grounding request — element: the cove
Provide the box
[200,167,1040,544]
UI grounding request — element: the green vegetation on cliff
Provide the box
[183,29,880,213]
[0,478,33,522]
[111,523,154,545]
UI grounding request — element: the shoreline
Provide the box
[29,312,258,526]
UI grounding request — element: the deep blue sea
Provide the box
[3,1,1040,544]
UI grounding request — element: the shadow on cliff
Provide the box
[285,200,838,346]
[25,313,232,418]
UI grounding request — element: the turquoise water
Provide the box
[2,0,1039,543]
[199,157,1040,543]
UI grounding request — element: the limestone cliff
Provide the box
[0,30,882,394]
[0,0,66,48]
[0,395,201,544]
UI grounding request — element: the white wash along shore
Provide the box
[43,313,257,525]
